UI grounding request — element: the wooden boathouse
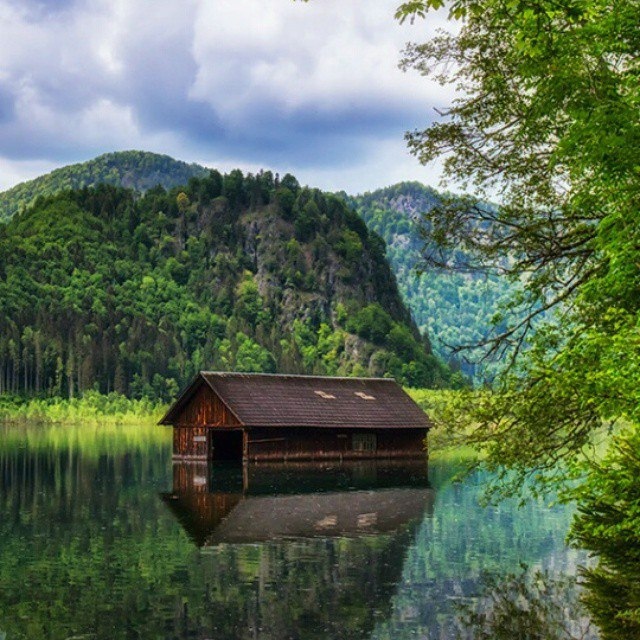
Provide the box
[159,372,431,462]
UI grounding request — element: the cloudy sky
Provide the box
[0,0,453,194]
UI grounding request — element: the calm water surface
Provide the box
[0,424,595,639]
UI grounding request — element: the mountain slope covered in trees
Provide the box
[0,151,511,383]
[346,183,514,377]
[0,171,455,400]
[0,151,208,222]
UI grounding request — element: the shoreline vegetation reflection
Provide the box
[0,422,600,639]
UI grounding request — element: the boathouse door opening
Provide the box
[210,429,244,461]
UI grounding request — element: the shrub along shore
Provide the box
[0,391,166,426]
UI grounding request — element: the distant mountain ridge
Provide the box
[0,151,209,222]
[346,183,513,378]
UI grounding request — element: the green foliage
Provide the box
[0,151,209,222]
[346,304,394,344]
[405,379,470,450]
[0,169,451,398]
[275,186,295,219]
[222,169,246,209]
[234,273,267,326]
[391,0,640,491]
[176,191,190,212]
[294,200,321,241]
[234,333,276,373]
[347,182,515,380]
[387,324,420,361]
[334,229,364,266]
[0,391,164,426]
[280,173,300,194]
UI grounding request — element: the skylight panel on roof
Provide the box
[314,390,336,399]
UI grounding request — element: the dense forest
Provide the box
[0,151,208,222]
[0,169,457,400]
[0,153,513,382]
[347,183,514,378]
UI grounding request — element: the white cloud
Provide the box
[292,136,449,194]
[0,0,456,193]
[190,0,453,124]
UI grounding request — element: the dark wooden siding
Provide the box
[168,381,428,460]
[245,427,427,462]
[173,425,209,458]
[173,384,241,427]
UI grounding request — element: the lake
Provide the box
[0,423,597,639]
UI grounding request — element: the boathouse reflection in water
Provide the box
[161,459,434,546]
[160,460,434,639]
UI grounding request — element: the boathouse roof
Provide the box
[159,372,431,429]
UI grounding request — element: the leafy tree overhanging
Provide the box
[393,0,639,488]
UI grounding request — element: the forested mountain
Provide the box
[0,171,455,400]
[346,183,514,377]
[0,151,208,222]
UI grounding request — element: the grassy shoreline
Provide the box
[0,391,167,426]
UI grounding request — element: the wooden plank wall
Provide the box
[172,384,242,458]
[173,425,209,458]
[246,428,427,462]
[174,384,241,427]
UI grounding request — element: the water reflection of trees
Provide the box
[184,535,417,639]
[441,426,640,640]
[371,457,589,640]
[454,567,596,640]
[1,426,616,640]
[161,459,434,639]
[0,440,433,640]
[0,442,182,639]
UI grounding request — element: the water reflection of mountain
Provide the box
[162,460,434,545]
